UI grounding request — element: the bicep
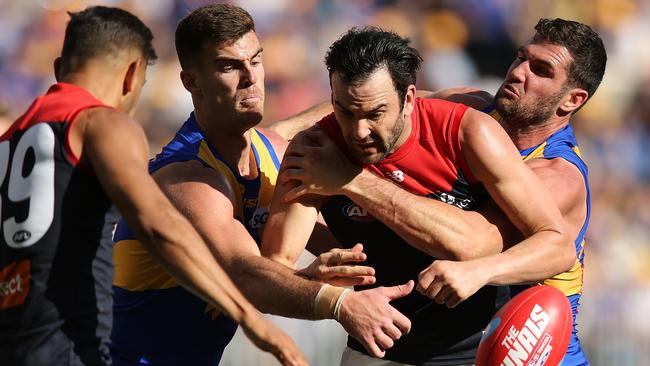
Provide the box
[460,109,564,236]
[153,163,262,268]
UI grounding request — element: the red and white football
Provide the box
[476,285,572,366]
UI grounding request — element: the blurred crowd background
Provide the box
[1,0,649,365]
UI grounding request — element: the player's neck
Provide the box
[59,71,122,109]
[194,110,257,178]
[505,116,571,150]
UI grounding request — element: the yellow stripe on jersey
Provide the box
[113,240,178,291]
[521,142,547,161]
[250,129,279,211]
[541,254,583,296]
[197,140,244,221]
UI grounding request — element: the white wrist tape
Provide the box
[314,284,346,319]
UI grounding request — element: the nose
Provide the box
[507,60,527,83]
[239,62,257,87]
[351,119,371,141]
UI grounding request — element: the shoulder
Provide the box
[72,106,148,167]
[255,126,288,157]
[287,124,328,150]
[76,106,144,141]
[458,107,502,135]
[153,159,238,207]
[527,157,584,186]
[526,157,587,215]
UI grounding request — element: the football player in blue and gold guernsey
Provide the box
[110,4,417,366]
[416,18,605,366]
[267,18,605,366]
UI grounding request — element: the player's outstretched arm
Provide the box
[267,100,332,141]
[260,132,410,357]
[72,107,307,366]
[416,87,494,109]
[417,121,585,307]
[278,128,505,261]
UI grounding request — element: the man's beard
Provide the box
[355,113,405,165]
[495,85,567,128]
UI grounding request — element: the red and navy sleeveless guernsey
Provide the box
[318,98,499,365]
[485,106,591,366]
[0,83,117,366]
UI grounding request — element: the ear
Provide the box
[402,84,417,116]
[559,88,589,114]
[180,69,202,95]
[122,59,142,96]
[53,57,62,82]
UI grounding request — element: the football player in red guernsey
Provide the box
[0,6,305,366]
[261,27,575,366]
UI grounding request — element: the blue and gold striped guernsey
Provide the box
[110,113,280,366]
[485,106,591,366]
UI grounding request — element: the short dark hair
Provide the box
[175,4,255,69]
[325,27,422,108]
[534,18,607,101]
[61,6,157,72]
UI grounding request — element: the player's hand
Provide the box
[337,280,414,358]
[280,129,361,201]
[416,259,487,308]
[240,312,308,366]
[297,244,376,286]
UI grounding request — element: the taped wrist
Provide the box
[314,284,348,319]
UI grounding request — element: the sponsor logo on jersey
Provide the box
[0,259,30,309]
[426,192,474,210]
[388,170,405,183]
[499,304,552,366]
[243,198,259,208]
[341,203,375,222]
[249,206,269,229]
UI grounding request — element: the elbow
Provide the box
[267,253,297,269]
[442,235,483,261]
[558,236,576,273]
[451,225,504,261]
[549,226,576,274]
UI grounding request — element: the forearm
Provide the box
[475,229,574,285]
[268,101,332,141]
[228,254,331,319]
[342,169,502,260]
[134,208,258,324]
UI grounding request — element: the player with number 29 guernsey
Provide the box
[0,83,115,365]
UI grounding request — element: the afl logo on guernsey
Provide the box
[341,203,375,222]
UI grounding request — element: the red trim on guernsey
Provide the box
[317,98,476,196]
[1,83,108,166]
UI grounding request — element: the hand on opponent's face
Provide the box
[280,128,362,202]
